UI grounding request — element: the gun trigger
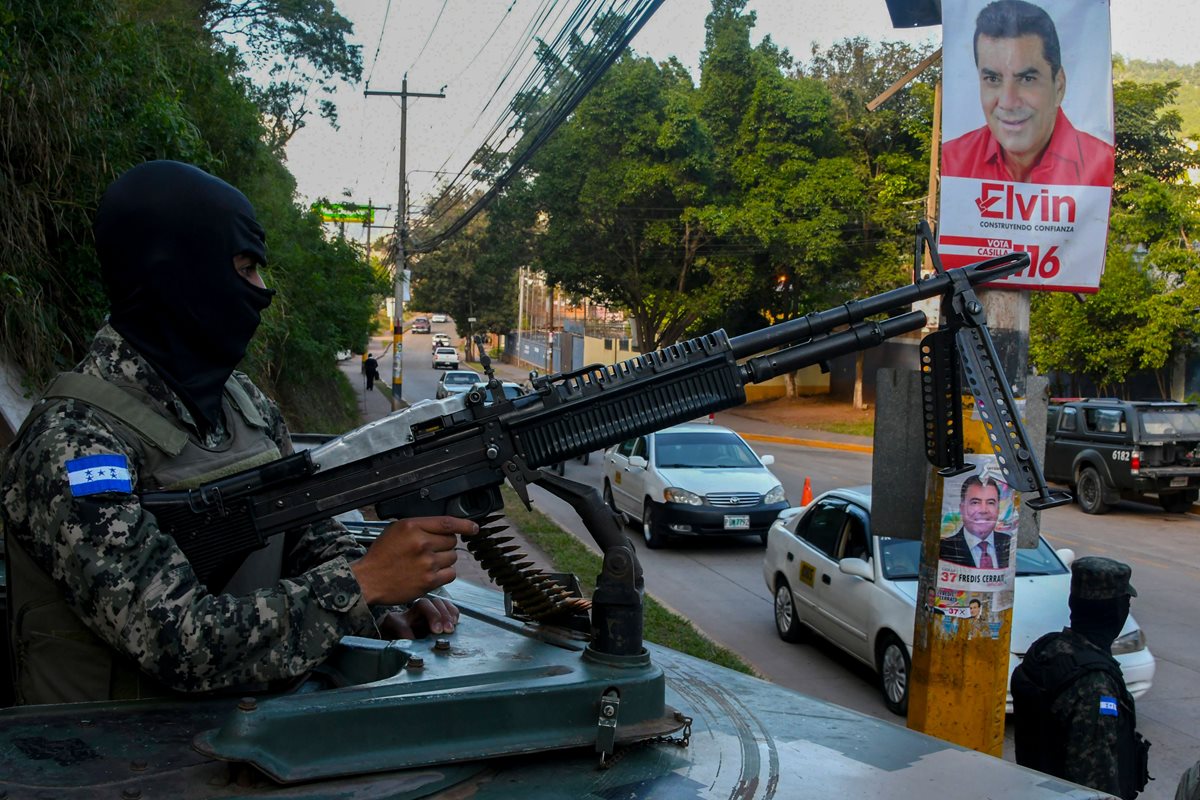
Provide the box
[503,463,534,510]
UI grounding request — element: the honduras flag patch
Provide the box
[66,454,133,497]
[1099,696,1119,717]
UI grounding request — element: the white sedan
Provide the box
[603,423,788,549]
[763,486,1155,716]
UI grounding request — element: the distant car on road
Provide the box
[431,313,449,323]
[602,423,788,549]
[432,347,460,369]
[411,317,431,334]
[435,369,483,399]
[432,333,452,351]
[763,486,1155,716]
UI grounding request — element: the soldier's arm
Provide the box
[4,400,377,693]
[238,372,370,573]
[1056,671,1125,797]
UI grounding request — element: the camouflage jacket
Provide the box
[1,326,377,693]
[1039,630,1138,798]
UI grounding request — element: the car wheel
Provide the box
[1076,467,1110,515]
[773,579,804,643]
[877,633,910,716]
[642,500,666,549]
[1159,493,1195,514]
[602,482,624,525]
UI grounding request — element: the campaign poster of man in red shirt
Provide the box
[938,0,1114,292]
[942,0,1114,187]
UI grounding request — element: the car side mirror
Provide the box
[1055,547,1076,568]
[838,557,874,582]
[759,454,775,466]
[628,455,648,469]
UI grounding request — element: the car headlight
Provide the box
[1111,629,1146,655]
[663,487,703,505]
[764,484,787,505]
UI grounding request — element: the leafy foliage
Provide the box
[408,196,517,343]
[1031,80,1200,397]
[0,0,383,432]
[1114,57,1200,140]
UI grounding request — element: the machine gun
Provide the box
[143,253,1065,616]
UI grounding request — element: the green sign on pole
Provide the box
[313,202,375,224]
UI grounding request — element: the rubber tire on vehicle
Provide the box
[1076,467,1110,515]
[877,633,910,716]
[1159,493,1195,514]
[642,500,666,549]
[603,482,625,526]
[773,579,804,643]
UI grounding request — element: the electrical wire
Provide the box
[397,0,667,253]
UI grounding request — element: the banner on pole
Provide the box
[939,0,1113,292]
[313,202,376,224]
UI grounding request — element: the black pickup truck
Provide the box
[1044,398,1200,514]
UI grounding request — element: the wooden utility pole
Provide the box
[365,76,446,410]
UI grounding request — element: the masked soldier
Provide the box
[1,161,473,704]
[1012,556,1151,799]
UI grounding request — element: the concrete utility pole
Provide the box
[867,48,1039,754]
[365,76,446,410]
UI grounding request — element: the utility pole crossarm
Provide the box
[866,47,942,112]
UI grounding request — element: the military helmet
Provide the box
[1070,556,1137,600]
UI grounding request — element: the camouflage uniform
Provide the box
[1013,557,1146,799]
[1,326,377,699]
[1031,628,1134,796]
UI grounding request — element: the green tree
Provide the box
[200,0,362,151]
[0,0,382,433]
[507,53,733,351]
[1031,80,1200,397]
[408,199,516,347]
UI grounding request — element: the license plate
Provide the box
[724,515,750,530]
[1170,476,1189,487]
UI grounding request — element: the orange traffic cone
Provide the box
[800,476,813,506]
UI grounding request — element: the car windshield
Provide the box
[444,373,479,385]
[483,385,523,402]
[436,348,456,354]
[1140,407,1200,436]
[654,431,760,468]
[877,535,1067,580]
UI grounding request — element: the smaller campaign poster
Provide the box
[939,0,1114,292]
[934,456,1018,622]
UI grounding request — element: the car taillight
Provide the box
[1131,450,1140,474]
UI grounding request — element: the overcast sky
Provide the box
[284,0,1200,233]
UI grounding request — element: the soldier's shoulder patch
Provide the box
[1099,695,1119,716]
[66,453,133,497]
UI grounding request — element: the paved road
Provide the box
[368,321,1199,796]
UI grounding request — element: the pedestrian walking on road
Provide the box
[1012,556,1151,799]
[364,354,380,391]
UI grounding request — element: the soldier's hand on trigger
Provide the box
[350,516,478,606]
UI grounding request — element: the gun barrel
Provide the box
[727,253,1028,359]
[739,311,927,385]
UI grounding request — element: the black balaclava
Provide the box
[1069,594,1131,652]
[93,161,275,431]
